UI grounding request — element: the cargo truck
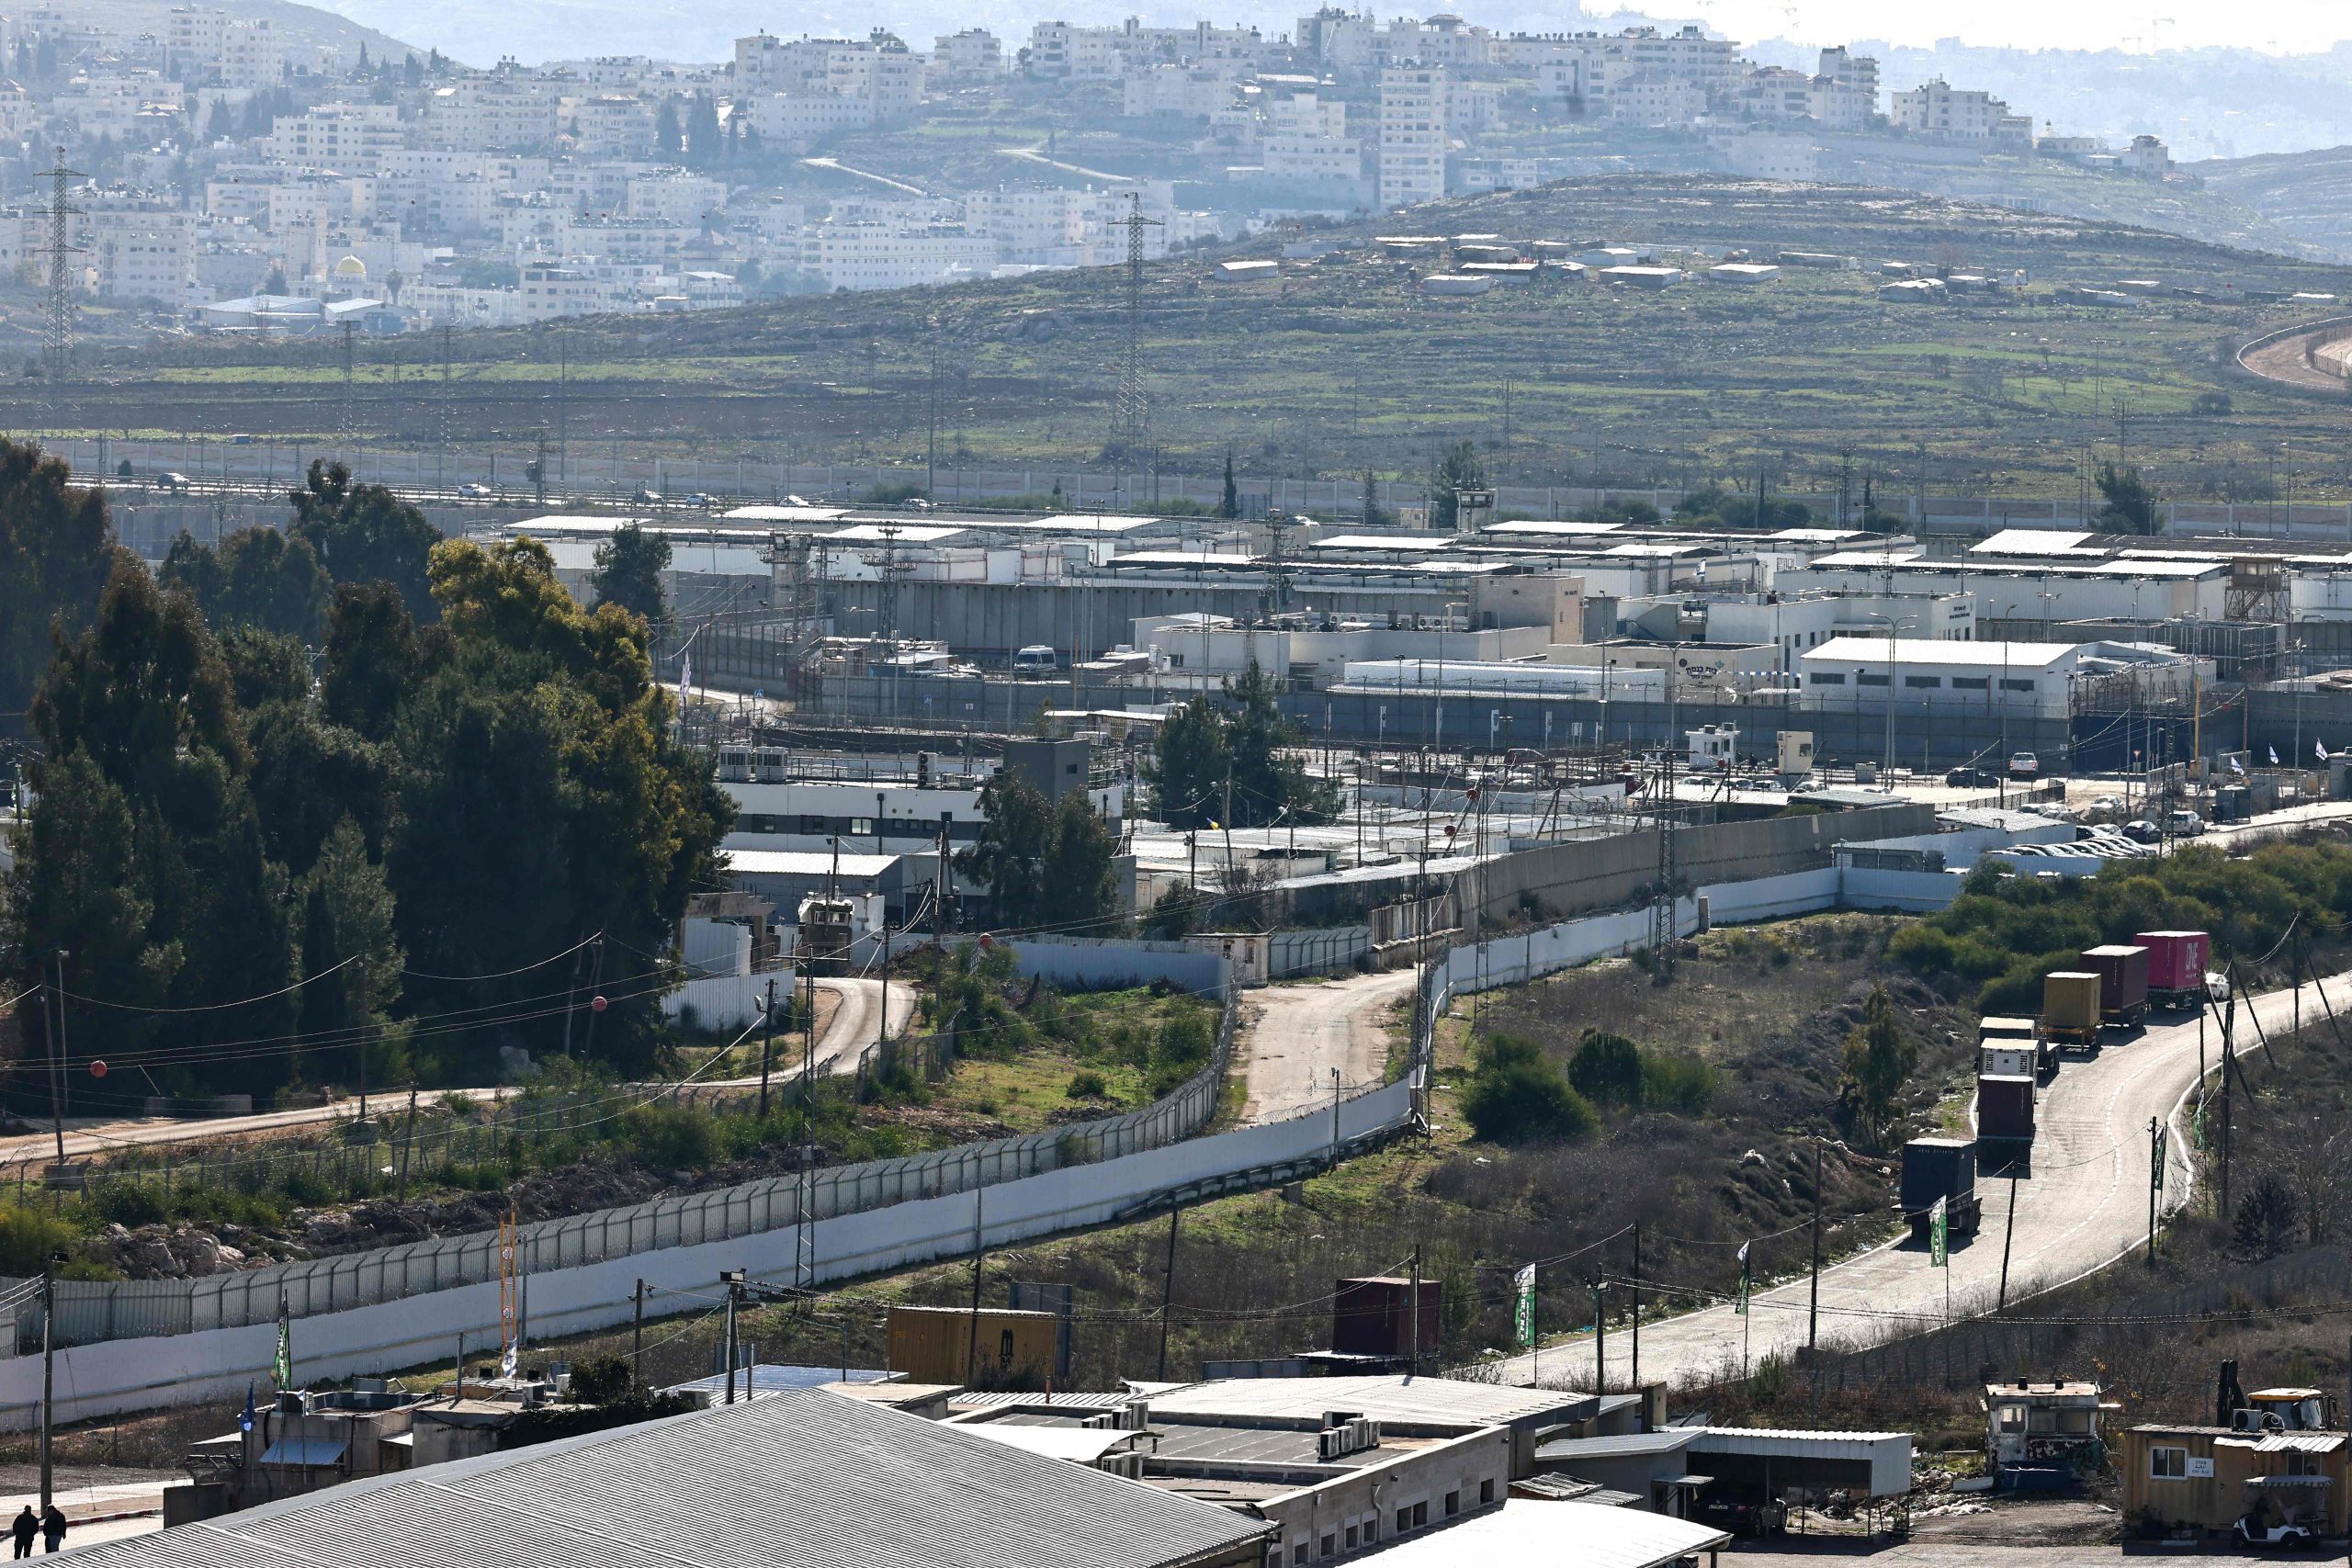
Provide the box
[2078,944,2150,1028]
[2040,971,2102,1054]
[1980,1041,2035,1079]
[1977,1073,2037,1145]
[1980,1015,2052,1077]
[2136,930,2211,1010]
[1900,1137,1981,1242]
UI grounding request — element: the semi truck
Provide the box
[2078,944,2150,1028]
[2040,971,2102,1054]
[1900,1137,1982,1242]
[2137,930,2211,1010]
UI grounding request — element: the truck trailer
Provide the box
[2136,930,2211,1010]
[1977,1074,2037,1145]
[2040,972,2102,1053]
[2078,944,2150,1028]
[1900,1137,1982,1241]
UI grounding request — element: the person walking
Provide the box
[10,1506,35,1559]
[38,1506,63,1554]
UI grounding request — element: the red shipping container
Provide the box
[1977,1073,2036,1144]
[2137,930,2211,1004]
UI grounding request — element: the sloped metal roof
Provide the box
[65,1390,1266,1568]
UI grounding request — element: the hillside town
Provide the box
[0,3,2191,328]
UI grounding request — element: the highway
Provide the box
[1489,967,2347,1391]
[1234,967,1418,1124]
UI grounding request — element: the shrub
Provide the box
[1460,1032,1596,1145]
[1640,1049,1716,1113]
[0,1203,82,1276]
[1567,1032,1644,1108]
[1067,1069,1109,1100]
[568,1354,635,1404]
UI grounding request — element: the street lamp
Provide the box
[1864,612,1917,779]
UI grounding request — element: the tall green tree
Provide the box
[2093,460,2160,536]
[1429,439,1487,532]
[1220,450,1238,519]
[1838,986,1917,1148]
[1222,662,1338,829]
[956,770,1055,929]
[590,523,672,633]
[287,460,443,619]
[0,438,116,731]
[1148,694,1230,829]
[1044,794,1119,933]
[321,581,427,742]
[161,525,331,640]
[295,818,406,1090]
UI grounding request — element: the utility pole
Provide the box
[48,952,68,1168]
[39,1258,54,1516]
[1407,1244,1421,1379]
[1996,1168,2019,1310]
[2221,993,2236,1218]
[632,1279,645,1390]
[926,313,943,500]
[1807,1138,1822,1352]
[719,1269,744,1404]
[1630,1222,1641,1398]
[2147,1116,2163,1265]
[339,317,359,451]
[1156,1205,1181,1381]
[1593,1275,1606,1396]
[41,148,82,400]
[757,977,776,1120]
[965,1187,986,1383]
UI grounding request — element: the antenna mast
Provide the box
[1111,191,1160,510]
[41,147,84,399]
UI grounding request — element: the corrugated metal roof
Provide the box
[65,1390,1266,1568]
[257,1438,345,1467]
[956,1425,1143,1464]
[1534,1429,1698,1461]
[663,1365,893,1399]
[1339,1499,1728,1566]
[1146,1374,1585,1428]
[2255,1432,2346,1453]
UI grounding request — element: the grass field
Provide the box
[26,175,2352,504]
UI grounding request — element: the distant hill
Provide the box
[76,0,425,65]
[2194,147,2352,263]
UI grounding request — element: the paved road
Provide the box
[1493,967,2351,1391]
[807,976,918,1076]
[1236,968,1418,1123]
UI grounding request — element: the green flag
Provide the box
[273,1304,292,1388]
[1929,1195,1949,1269]
[2153,1125,2167,1193]
[1512,1264,1536,1348]
[1735,1241,1750,1315]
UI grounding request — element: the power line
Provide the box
[40,145,84,399]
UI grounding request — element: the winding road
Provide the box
[1235,968,1418,1123]
[1491,967,2350,1390]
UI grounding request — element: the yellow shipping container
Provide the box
[886,1304,1060,1386]
[2041,971,2102,1038]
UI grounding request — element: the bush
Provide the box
[567,1354,635,1404]
[1147,1008,1215,1097]
[0,1203,82,1276]
[1567,1031,1643,1108]
[1067,1069,1109,1100]
[1640,1050,1716,1113]
[1460,1032,1596,1145]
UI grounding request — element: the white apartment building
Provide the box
[1617,25,1739,89]
[799,221,996,290]
[1738,65,1813,120]
[268,102,402,171]
[54,72,171,137]
[1807,77,1874,131]
[553,215,695,262]
[78,198,197,306]
[1890,78,2031,143]
[425,76,562,152]
[930,29,1003,82]
[519,263,611,318]
[568,94,657,158]
[1815,46,1878,105]
[1123,63,1239,119]
[168,7,290,88]
[1377,65,1448,211]
[964,185,1089,258]
[1607,73,1705,127]
[1024,21,1123,79]
[747,91,870,152]
[627,172,727,225]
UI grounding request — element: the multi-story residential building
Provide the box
[1605,73,1704,127]
[1024,21,1123,79]
[799,220,996,289]
[78,196,197,306]
[268,102,402,171]
[1815,47,1878,106]
[426,74,563,152]
[1891,77,2031,143]
[519,263,610,318]
[964,185,1090,260]
[2122,133,2172,177]
[628,172,728,225]
[567,94,657,157]
[1616,25,1740,90]
[168,7,290,87]
[1377,64,1448,210]
[1123,63,1240,120]
[553,214,697,262]
[930,28,1003,83]
[1738,65,1813,120]
[747,90,870,152]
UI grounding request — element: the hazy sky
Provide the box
[1698,0,2349,52]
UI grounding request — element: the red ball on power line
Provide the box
[88,1060,107,1078]
[590,995,608,1013]
[978,933,994,950]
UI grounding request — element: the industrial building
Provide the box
[101,1390,1274,1568]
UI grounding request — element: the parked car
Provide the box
[634,488,664,505]
[2165,809,2207,838]
[456,482,492,499]
[2086,794,2124,818]
[2123,819,2162,843]
[1945,765,1999,787]
[156,470,190,492]
[2008,751,2041,779]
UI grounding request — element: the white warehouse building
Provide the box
[1798,637,2210,722]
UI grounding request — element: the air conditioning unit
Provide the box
[1119,1401,1151,1430]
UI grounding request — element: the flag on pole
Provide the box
[1512,1264,1536,1348]
[2153,1125,2167,1192]
[678,650,693,717]
[2267,747,2279,768]
[1928,1195,1949,1269]
[240,1381,256,1435]
[1734,1242,1751,1315]
[2319,739,2332,764]
[272,1300,293,1388]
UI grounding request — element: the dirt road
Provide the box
[1491,968,2347,1390]
[1235,968,1418,1123]
[806,976,918,1076]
